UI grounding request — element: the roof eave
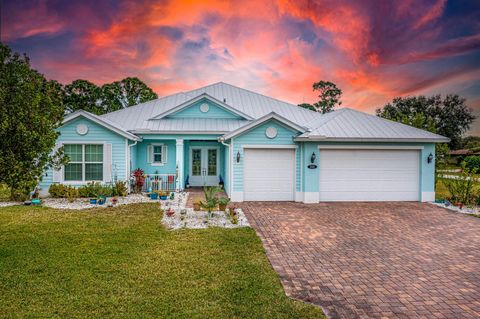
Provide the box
[294,136,450,143]
[132,130,227,135]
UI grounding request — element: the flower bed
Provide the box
[432,200,480,215]
[161,207,250,230]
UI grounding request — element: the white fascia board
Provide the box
[221,112,308,140]
[149,93,254,120]
[295,136,449,143]
[132,130,227,135]
[62,110,141,141]
[317,145,425,150]
[242,144,298,149]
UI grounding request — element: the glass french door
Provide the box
[189,147,219,186]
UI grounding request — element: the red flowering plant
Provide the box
[133,168,145,193]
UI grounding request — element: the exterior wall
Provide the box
[167,99,243,119]
[135,139,177,175]
[301,142,436,203]
[231,119,301,201]
[39,117,127,195]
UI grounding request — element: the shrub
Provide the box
[65,186,78,203]
[133,168,145,193]
[442,164,478,205]
[463,156,480,170]
[49,184,67,198]
[113,181,128,197]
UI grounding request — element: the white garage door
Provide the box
[319,149,420,201]
[244,149,295,201]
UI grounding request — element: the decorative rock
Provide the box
[161,207,250,230]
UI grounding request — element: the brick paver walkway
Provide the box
[241,202,480,318]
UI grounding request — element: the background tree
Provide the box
[0,43,66,200]
[101,77,158,113]
[299,80,342,113]
[376,95,475,149]
[63,79,104,115]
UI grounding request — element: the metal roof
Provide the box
[295,108,450,142]
[98,82,449,142]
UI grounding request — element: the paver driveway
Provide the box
[241,202,480,319]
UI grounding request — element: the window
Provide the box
[149,144,167,165]
[64,144,103,181]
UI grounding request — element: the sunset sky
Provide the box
[2,0,480,133]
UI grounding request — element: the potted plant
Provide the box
[193,198,202,211]
[159,191,168,200]
[97,197,105,205]
[169,192,175,200]
[149,192,158,200]
[90,198,97,204]
[218,197,230,211]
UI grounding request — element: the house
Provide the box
[40,82,449,202]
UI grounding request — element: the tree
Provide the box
[0,43,66,200]
[298,102,315,111]
[312,80,342,113]
[101,77,158,113]
[64,79,104,115]
[376,95,475,148]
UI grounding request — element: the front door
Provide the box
[189,147,219,186]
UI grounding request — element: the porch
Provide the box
[130,137,229,194]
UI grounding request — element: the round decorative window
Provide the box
[265,126,277,139]
[200,103,209,113]
[76,124,88,135]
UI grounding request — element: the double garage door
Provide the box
[243,148,420,202]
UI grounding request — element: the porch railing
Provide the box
[142,174,177,192]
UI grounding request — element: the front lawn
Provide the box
[0,203,324,318]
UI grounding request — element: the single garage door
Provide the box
[319,149,420,201]
[244,148,295,201]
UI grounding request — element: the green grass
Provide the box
[0,203,325,318]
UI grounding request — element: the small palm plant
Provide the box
[200,186,222,218]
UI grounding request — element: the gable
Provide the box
[58,117,129,142]
[233,119,301,144]
[166,98,244,119]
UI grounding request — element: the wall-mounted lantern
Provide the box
[427,153,434,164]
[236,151,241,163]
[310,152,316,164]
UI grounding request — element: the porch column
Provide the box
[176,139,184,191]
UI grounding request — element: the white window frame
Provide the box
[63,143,104,182]
[149,143,168,166]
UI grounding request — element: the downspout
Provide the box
[127,140,138,192]
[219,137,231,196]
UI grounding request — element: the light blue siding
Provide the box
[232,119,301,192]
[167,99,243,119]
[136,140,177,175]
[39,117,127,192]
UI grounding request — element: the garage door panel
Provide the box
[244,149,295,201]
[319,149,420,201]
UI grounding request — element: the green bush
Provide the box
[442,164,478,205]
[49,182,128,198]
[463,156,480,170]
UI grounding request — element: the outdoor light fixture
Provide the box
[310,152,316,164]
[236,151,241,163]
[427,152,433,163]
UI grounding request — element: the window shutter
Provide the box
[52,142,63,183]
[103,143,112,183]
[147,145,153,163]
[162,145,168,164]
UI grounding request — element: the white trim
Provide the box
[295,192,303,202]
[149,143,167,166]
[133,130,229,135]
[242,144,298,149]
[150,93,253,120]
[125,139,129,184]
[304,192,319,203]
[295,137,449,143]
[230,138,234,195]
[62,110,140,141]
[317,145,425,150]
[422,191,435,202]
[221,112,308,140]
[231,191,244,202]
[61,142,106,183]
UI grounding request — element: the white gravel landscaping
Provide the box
[161,207,250,230]
[0,202,22,207]
[431,201,480,215]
